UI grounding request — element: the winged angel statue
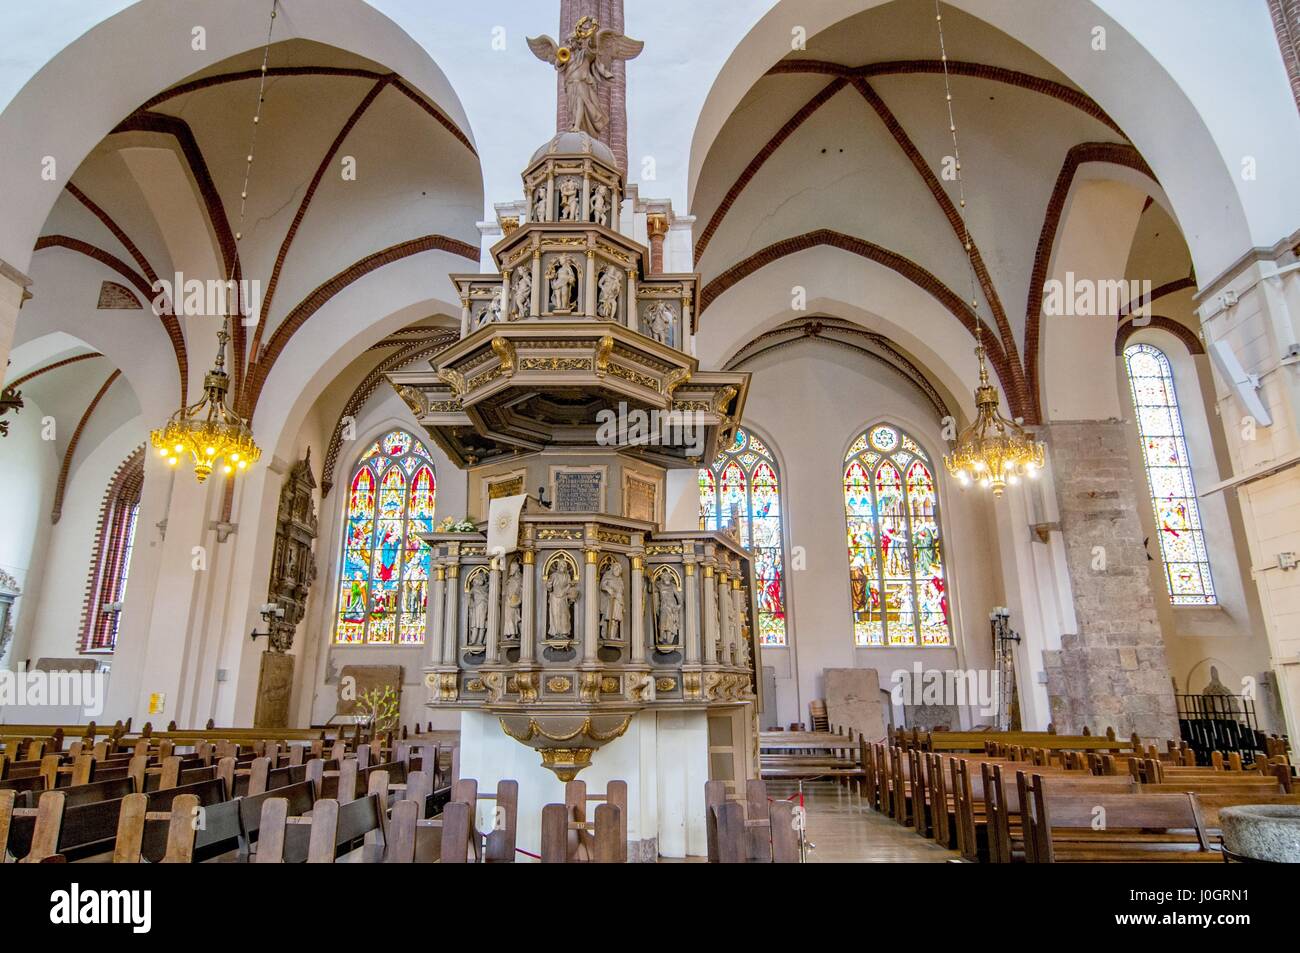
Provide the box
[528,16,644,139]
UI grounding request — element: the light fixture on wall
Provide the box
[928,0,1045,496]
[149,0,278,484]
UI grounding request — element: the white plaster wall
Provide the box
[0,394,58,667]
[13,414,144,667]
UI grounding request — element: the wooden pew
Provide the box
[1025,774,1217,862]
[704,779,799,863]
[111,793,202,863]
[382,773,490,863]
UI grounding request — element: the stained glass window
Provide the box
[699,428,788,647]
[81,448,144,653]
[1123,344,1216,605]
[335,429,437,644]
[844,425,951,646]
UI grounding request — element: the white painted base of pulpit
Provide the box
[457,708,712,861]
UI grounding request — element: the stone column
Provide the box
[428,564,447,665]
[683,559,700,663]
[582,548,600,663]
[582,169,592,222]
[716,568,733,664]
[442,564,461,663]
[1041,421,1179,740]
[626,270,637,331]
[520,549,537,663]
[702,564,719,664]
[682,295,694,355]
[499,271,510,324]
[530,248,542,317]
[486,557,502,662]
[459,295,470,337]
[630,553,646,663]
[584,250,597,317]
[0,261,31,387]
[647,214,668,275]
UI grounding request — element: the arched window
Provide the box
[1123,343,1216,604]
[844,424,950,647]
[335,429,437,645]
[80,446,144,652]
[698,427,787,647]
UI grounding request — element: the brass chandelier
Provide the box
[943,342,1043,495]
[149,0,277,484]
[151,319,260,483]
[930,1,1044,497]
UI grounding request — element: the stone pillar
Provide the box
[647,214,668,275]
[459,295,470,337]
[730,577,744,666]
[630,552,646,663]
[486,557,502,662]
[530,248,543,317]
[582,548,599,663]
[683,559,700,663]
[626,270,638,332]
[520,549,537,663]
[1041,420,1179,740]
[428,564,447,665]
[443,564,461,663]
[717,568,733,664]
[584,250,597,317]
[702,564,719,664]
[499,271,510,324]
[0,261,31,386]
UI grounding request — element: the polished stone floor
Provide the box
[766,780,959,863]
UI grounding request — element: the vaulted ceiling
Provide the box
[691,0,1190,423]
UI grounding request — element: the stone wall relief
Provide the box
[598,555,625,644]
[591,183,611,226]
[548,255,579,313]
[544,552,580,646]
[464,566,490,654]
[596,265,621,321]
[650,566,682,653]
[502,559,523,643]
[559,176,582,221]
[511,266,532,320]
[643,299,676,346]
[474,286,505,329]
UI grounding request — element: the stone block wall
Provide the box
[1041,420,1179,740]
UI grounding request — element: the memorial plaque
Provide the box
[337,664,403,716]
[489,475,524,499]
[624,475,657,523]
[554,469,604,512]
[254,651,295,729]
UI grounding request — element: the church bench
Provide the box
[705,779,799,863]
[1140,778,1285,796]
[8,776,227,862]
[986,765,1135,863]
[256,771,392,863]
[236,779,318,859]
[111,793,203,863]
[1024,776,1217,863]
[541,800,624,863]
[380,773,512,863]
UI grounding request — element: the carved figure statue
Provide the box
[467,572,489,647]
[533,186,548,222]
[546,564,579,640]
[644,300,675,345]
[591,184,611,226]
[550,256,578,312]
[502,561,523,639]
[559,177,581,221]
[596,266,621,321]
[654,573,681,650]
[599,561,625,641]
[511,267,532,320]
[528,16,645,139]
[475,289,503,329]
